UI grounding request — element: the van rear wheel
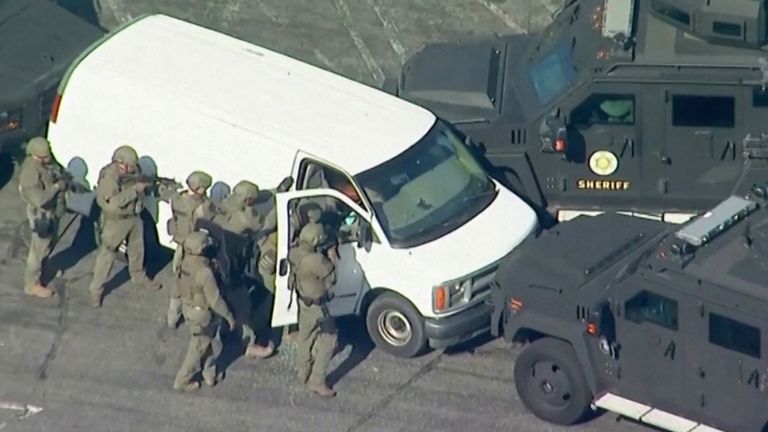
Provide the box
[365,293,428,358]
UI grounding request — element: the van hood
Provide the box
[406,184,538,285]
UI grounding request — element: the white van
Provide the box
[47,14,539,358]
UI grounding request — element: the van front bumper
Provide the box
[424,301,492,349]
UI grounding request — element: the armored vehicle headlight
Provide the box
[0,109,22,133]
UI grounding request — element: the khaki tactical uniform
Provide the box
[18,137,67,298]
[290,223,338,397]
[165,171,216,328]
[173,232,236,391]
[88,146,161,306]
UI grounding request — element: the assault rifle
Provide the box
[119,174,182,196]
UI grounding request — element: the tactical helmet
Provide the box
[186,171,212,190]
[299,222,326,247]
[26,137,51,157]
[112,145,139,166]
[306,207,322,223]
[184,231,213,255]
[232,180,259,201]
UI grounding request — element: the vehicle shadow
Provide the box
[0,152,16,191]
[55,0,104,29]
[327,316,375,387]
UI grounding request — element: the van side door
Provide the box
[270,188,377,328]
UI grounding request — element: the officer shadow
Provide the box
[326,315,376,387]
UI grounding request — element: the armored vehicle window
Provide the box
[571,94,635,126]
[712,21,743,38]
[672,95,735,128]
[650,0,690,26]
[752,87,768,107]
[709,313,761,359]
[529,41,576,105]
[625,290,678,330]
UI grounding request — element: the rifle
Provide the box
[119,174,182,196]
[55,170,91,194]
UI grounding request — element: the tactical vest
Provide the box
[18,158,65,213]
[95,163,143,218]
[177,256,211,309]
[291,248,334,301]
[169,192,208,243]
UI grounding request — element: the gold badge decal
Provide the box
[589,150,618,176]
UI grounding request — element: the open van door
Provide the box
[270,187,375,327]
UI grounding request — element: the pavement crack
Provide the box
[37,281,70,381]
[345,354,443,432]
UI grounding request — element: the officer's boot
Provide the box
[24,282,54,298]
[308,382,336,398]
[177,382,200,392]
[245,341,274,359]
[90,291,102,307]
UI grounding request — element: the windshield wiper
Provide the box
[461,187,497,204]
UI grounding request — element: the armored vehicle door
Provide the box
[685,303,767,431]
[271,188,375,327]
[649,86,744,210]
[612,283,688,411]
[530,87,646,210]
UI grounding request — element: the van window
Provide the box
[299,162,367,211]
[752,87,768,107]
[709,313,761,358]
[672,95,735,128]
[290,195,373,247]
[571,94,635,126]
[355,120,496,249]
[625,290,678,330]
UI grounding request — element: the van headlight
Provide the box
[433,278,472,313]
[0,109,22,133]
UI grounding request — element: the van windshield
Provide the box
[355,120,497,249]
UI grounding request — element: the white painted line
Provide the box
[331,0,386,83]
[690,424,727,432]
[475,0,528,34]
[367,0,407,62]
[0,400,43,419]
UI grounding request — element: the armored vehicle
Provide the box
[489,190,768,431]
[389,0,768,224]
[0,0,103,154]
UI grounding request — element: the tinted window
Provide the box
[709,313,761,358]
[625,291,678,330]
[713,21,742,38]
[672,95,735,128]
[651,0,690,26]
[752,87,768,107]
[571,94,635,126]
[529,41,577,105]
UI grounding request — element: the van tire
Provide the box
[365,293,428,358]
[514,338,592,425]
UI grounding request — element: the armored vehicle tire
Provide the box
[514,338,592,425]
[365,293,428,358]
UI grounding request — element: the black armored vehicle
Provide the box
[0,0,103,154]
[389,0,768,224]
[489,188,768,431]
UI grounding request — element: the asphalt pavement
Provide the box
[2,1,651,431]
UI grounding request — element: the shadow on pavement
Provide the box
[327,316,375,387]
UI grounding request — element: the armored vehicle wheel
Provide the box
[365,293,428,358]
[514,338,592,425]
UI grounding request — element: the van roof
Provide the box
[67,14,436,175]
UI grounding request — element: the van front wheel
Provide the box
[365,293,428,358]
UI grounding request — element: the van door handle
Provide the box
[278,258,288,276]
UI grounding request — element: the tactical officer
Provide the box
[18,137,67,298]
[213,180,274,359]
[165,170,217,328]
[289,222,338,398]
[88,145,162,307]
[173,231,237,392]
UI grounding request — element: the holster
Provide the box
[319,303,337,334]
[31,212,53,238]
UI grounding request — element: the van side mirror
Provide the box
[276,176,294,192]
[356,219,373,252]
